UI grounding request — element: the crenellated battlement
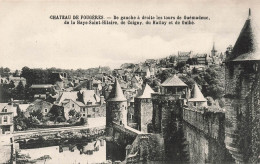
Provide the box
[183,107,225,141]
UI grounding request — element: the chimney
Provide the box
[100,95,104,105]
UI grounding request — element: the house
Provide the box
[0,103,16,134]
[0,75,9,84]
[56,90,106,120]
[24,99,53,118]
[178,51,193,63]
[8,75,27,87]
[131,76,143,89]
[30,84,55,100]
[51,72,68,90]
[194,54,207,65]
[134,66,152,78]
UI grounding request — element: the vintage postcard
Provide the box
[0,0,260,163]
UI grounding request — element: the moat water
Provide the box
[18,140,126,163]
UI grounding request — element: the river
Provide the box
[18,139,125,164]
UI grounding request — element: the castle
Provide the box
[105,9,260,163]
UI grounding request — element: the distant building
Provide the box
[178,51,193,63]
[211,42,217,57]
[131,75,143,89]
[7,75,26,87]
[0,103,16,134]
[30,84,55,100]
[51,72,68,90]
[195,54,208,65]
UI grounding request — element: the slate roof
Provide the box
[107,79,127,101]
[137,84,154,99]
[161,75,187,87]
[0,103,15,113]
[228,9,260,62]
[189,83,207,102]
[30,84,53,89]
[57,90,100,106]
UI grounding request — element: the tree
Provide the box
[8,80,15,89]
[75,112,81,119]
[68,109,76,117]
[16,81,25,99]
[179,75,195,89]
[157,70,172,83]
[13,70,20,77]
[30,110,43,121]
[176,61,186,72]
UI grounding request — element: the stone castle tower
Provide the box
[224,9,260,163]
[152,75,188,137]
[106,79,127,127]
[134,84,155,133]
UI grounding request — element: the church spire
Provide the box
[212,42,215,51]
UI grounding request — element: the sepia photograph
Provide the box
[0,0,260,163]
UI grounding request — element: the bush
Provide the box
[80,117,88,125]
[30,117,41,124]
[67,116,78,124]
[68,109,76,117]
[57,116,66,123]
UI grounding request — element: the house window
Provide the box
[72,104,75,107]
[4,108,7,112]
[83,108,85,112]
[3,116,8,123]
[194,102,196,106]
[44,109,48,113]
[83,114,85,117]
[5,126,10,132]
[92,108,95,112]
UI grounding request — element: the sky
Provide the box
[0,0,260,70]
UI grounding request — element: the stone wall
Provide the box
[134,98,153,133]
[183,108,225,140]
[183,122,231,164]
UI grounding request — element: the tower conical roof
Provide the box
[137,84,155,98]
[227,9,260,62]
[189,83,207,102]
[107,79,127,101]
[161,75,187,87]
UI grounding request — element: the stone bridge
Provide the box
[109,122,143,146]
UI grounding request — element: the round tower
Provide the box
[224,9,260,163]
[106,79,127,127]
